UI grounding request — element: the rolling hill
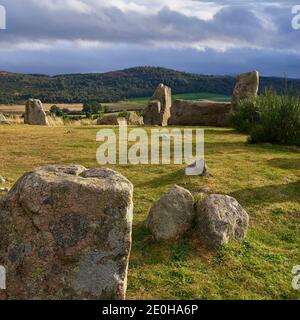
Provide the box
[0,66,299,104]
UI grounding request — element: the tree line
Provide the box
[0,67,299,104]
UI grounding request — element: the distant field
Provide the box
[0,103,83,115]
[127,92,231,104]
[105,101,146,111]
[173,92,231,102]
[0,92,230,115]
[0,101,145,115]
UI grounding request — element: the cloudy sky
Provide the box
[0,0,299,77]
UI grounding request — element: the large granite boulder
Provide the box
[169,100,231,126]
[145,185,195,240]
[195,194,249,249]
[144,84,172,126]
[97,115,126,126]
[125,112,144,126]
[0,165,133,300]
[0,113,10,125]
[231,71,259,110]
[24,99,49,126]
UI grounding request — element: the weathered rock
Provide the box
[145,185,195,240]
[125,112,144,126]
[144,84,172,126]
[143,100,161,126]
[169,100,231,126]
[97,115,126,126]
[0,165,133,300]
[231,71,259,110]
[0,176,5,184]
[195,194,249,249]
[0,113,10,125]
[24,99,49,126]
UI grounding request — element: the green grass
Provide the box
[127,92,231,104]
[0,125,299,300]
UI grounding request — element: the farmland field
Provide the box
[0,124,299,300]
[0,92,230,115]
[0,101,145,115]
[0,103,83,115]
[127,92,231,104]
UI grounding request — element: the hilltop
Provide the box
[0,66,299,104]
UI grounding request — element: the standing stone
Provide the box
[24,99,49,126]
[97,114,126,126]
[145,185,195,240]
[0,165,133,300]
[125,112,144,126]
[144,84,172,126]
[231,71,259,110]
[0,113,10,125]
[169,100,231,126]
[143,100,161,126]
[195,194,249,249]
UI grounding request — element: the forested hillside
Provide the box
[0,67,299,104]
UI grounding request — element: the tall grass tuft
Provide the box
[230,88,300,146]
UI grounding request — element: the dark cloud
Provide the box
[0,1,274,46]
[0,0,299,76]
[1,45,299,78]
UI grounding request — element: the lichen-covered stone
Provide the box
[145,185,195,240]
[0,165,133,300]
[169,100,231,126]
[125,112,144,126]
[97,115,126,126]
[24,99,49,126]
[195,194,249,249]
[143,100,161,126]
[231,71,259,110]
[144,84,172,126]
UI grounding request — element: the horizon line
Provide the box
[0,66,299,80]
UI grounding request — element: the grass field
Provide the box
[0,101,144,115]
[127,92,231,104]
[0,92,230,115]
[0,125,299,300]
[0,103,83,115]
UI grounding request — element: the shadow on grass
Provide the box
[267,158,300,170]
[203,128,238,136]
[230,180,300,205]
[206,141,300,157]
[135,168,184,189]
[130,223,196,267]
